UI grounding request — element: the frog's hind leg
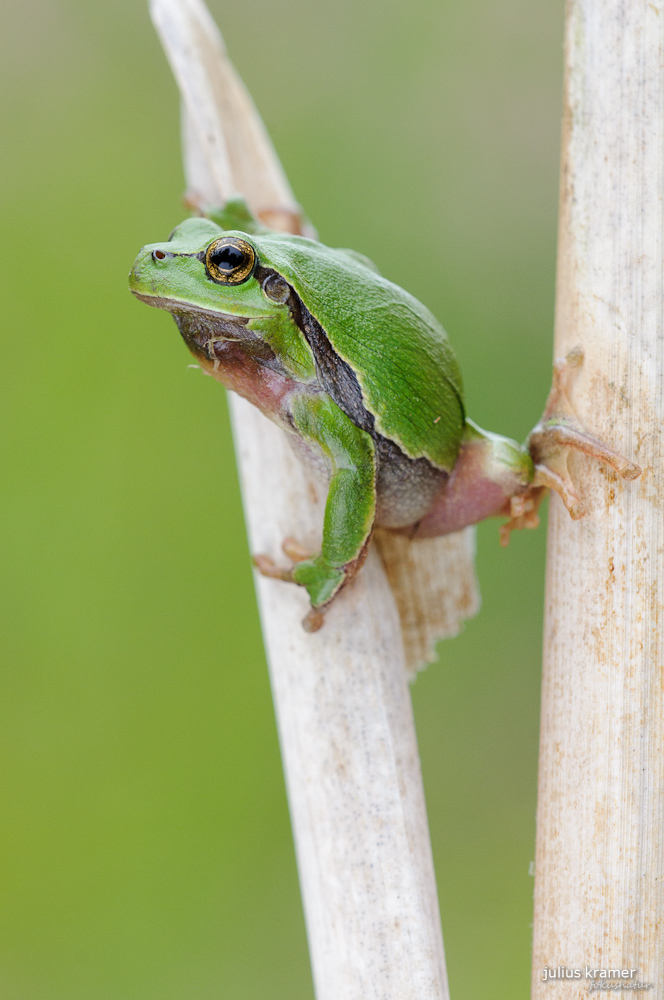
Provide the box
[526,346,641,517]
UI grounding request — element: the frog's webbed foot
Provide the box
[522,346,641,527]
[252,538,327,633]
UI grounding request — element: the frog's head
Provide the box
[129,217,291,319]
[129,217,314,381]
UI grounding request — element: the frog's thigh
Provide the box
[412,423,533,538]
[289,393,377,607]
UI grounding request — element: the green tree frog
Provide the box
[129,198,640,630]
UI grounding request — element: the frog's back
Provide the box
[252,232,465,472]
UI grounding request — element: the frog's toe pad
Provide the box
[302,608,325,632]
[619,461,642,482]
[282,537,313,563]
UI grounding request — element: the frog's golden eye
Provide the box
[205,237,256,285]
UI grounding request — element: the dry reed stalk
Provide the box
[532,1,664,994]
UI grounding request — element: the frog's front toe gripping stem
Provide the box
[252,540,329,632]
[253,539,325,632]
[501,347,641,544]
[253,535,372,633]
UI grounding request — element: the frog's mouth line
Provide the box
[130,290,274,327]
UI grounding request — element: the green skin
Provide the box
[129,199,534,612]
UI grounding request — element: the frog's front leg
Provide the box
[253,393,377,632]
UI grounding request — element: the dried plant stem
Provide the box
[532,1,664,994]
[231,397,450,999]
[148,0,481,995]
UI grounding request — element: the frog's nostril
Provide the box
[153,249,167,261]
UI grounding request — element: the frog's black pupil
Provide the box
[211,245,245,272]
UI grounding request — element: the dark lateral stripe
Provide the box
[278,275,376,435]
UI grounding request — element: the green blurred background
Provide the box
[1,0,563,996]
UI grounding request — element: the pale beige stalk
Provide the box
[531,1,664,995]
[148,0,481,994]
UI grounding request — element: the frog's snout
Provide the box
[128,254,145,292]
[129,245,165,294]
[129,249,156,297]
